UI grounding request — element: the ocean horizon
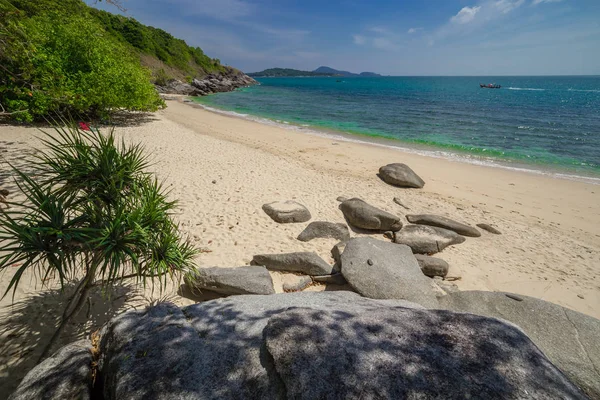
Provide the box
[193,75,600,182]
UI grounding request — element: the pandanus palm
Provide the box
[0,123,197,361]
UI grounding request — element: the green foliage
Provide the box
[88,8,226,77]
[0,124,198,297]
[0,0,165,121]
[154,68,170,87]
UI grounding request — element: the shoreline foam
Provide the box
[191,100,600,186]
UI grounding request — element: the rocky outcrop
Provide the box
[340,237,439,308]
[185,266,275,296]
[14,292,593,400]
[393,224,466,254]
[98,292,422,400]
[297,221,350,242]
[156,68,256,97]
[439,291,600,399]
[252,252,334,276]
[339,198,403,232]
[407,214,481,237]
[262,200,311,223]
[414,254,450,277]
[378,163,425,188]
[9,340,92,400]
[265,307,586,400]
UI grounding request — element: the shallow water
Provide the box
[193,76,600,179]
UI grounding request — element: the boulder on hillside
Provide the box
[378,163,425,188]
[265,307,587,400]
[439,291,600,399]
[252,252,334,276]
[407,214,481,237]
[297,221,350,242]
[393,224,466,254]
[340,237,439,308]
[98,292,422,399]
[414,254,450,277]
[339,198,403,232]
[9,340,92,400]
[262,201,311,223]
[186,266,275,296]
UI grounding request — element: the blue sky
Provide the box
[88,0,600,75]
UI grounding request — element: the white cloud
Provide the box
[407,27,423,34]
[495,0,525,13]
[353,34,367,45]
[451,6,481,24]
[532,0,563,4]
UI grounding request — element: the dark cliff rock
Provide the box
[156,68,257,97]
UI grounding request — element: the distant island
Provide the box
[248,66,382,78]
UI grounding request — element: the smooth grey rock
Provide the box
[264,307,587,400]
[340,237,439,307]
[378,163,425,188]
[282,276,312,292]
[9,340,92,400]
[433,277,460,294]
[339,198,403,232]
[407,214,481,237]
[186,266,275,295]
[180,292,422,399]
[262,200,311,223]
[331,241,346,264]
[252,252,334,275]
[439,291,600,399]
[336,196,349,202]
[394,224,466,254]
[312,273,347,285]
[297,221,350,242]
[478,223,502,234]
[414,254,450,277]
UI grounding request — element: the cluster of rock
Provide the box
[155,68,257,97]
[11,162,600,399]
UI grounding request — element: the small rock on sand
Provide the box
[252,252,334,276]
[378,163,425,188]
[262,201,311,223]
[339,198,403,232]
[297,221,350,242]
[407,214,481,237]
[477,223,502,235]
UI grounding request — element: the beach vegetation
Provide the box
[0,123,198,360]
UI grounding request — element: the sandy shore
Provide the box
[1,100,599,395]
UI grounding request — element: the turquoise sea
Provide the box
[193,76,600,181]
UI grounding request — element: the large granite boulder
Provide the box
[262,200,311,223]
[98,292,422,399]
[339,198,403,232]
[407,214,481,237]
[297,221,350,242]
[10,340,92,400]
[393,224,466,254]
[186,266,275,295]
[439,291,600,399]
[265,307,586,400]
[378,163,425,188]
[414,254,450,277]
[252,252,334,275]
[340,237,439,308]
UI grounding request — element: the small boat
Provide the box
[480,83,501,89]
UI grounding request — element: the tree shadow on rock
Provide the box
[0,281,143,397]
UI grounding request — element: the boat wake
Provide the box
[507,87,545,91]
[568,88,600,93]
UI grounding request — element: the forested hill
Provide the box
[89,8,226,81]
[0,0,245,121]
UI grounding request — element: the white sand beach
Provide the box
[1,99,599,395]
